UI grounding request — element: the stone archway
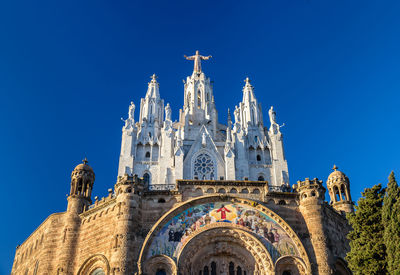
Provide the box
[138,195,312,275]
[143,255,177,275]
[275,256,307,275]
[177,225,275,274]
[77,254,110,275]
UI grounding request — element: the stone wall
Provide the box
[11,178,351,275]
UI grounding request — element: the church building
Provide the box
[12,52,354,275]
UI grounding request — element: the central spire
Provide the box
[184,50,212,73]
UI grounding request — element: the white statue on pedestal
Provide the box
[165,103,171,121]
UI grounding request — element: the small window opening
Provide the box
[145,151,150,158]
[143,173,150,185]
[278,200,286,205]
[258,176,265,181]
[158,198,166,203]
[257,154,261,161]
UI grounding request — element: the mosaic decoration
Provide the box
[147,202,299,262]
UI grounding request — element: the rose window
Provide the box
[193,153,215,180]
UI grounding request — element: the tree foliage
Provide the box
[346,184,387,275]
[382,172,400,275]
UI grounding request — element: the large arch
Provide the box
[137,195,311,274]
[177,224,274,274]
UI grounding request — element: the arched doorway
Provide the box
[177,226,274,274]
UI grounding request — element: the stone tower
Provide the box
[58,159,95,274]
[296,178,334,275]
[327,165,354,213]
[67,158,95,214]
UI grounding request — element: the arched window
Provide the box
[258,175,265,181]
[237,266,242,275]
[278,200,286,205]
[156,269,166,275]
[341,184,347,200]
[211,262,217,275]
[206,188,214,193]
[334,186,340,201]
[193,153,216,180]
[91,268,105,275]
[145,151,151,158]
[229,262,235,275]
[283,271,292,275]
[203,266,209,275]
[229,188,238,194]
[256,154,261,161]
[143,173,150,185]
[197,90,201,108]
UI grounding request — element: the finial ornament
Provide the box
[245,77,251,84]
[184,50,212,73]
[83,157,88,165]
[151,74,157,81]
[332,165,338,171]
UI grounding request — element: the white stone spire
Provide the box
[240,77,263,129]
[180,62,218,139]
[117,57,290,190]
[139,74,164,125]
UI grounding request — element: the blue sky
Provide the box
[1,0,399,272]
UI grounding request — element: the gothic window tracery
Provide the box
[193,153,215,180]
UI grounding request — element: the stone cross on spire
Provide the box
[184,50,212,73]
[82,157,88,165]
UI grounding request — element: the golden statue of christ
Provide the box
[184,50,212,73]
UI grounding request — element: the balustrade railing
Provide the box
[147,184,176,191]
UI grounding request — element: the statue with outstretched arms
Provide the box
[184,50,212,73]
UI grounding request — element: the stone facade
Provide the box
[12,53,354,275]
